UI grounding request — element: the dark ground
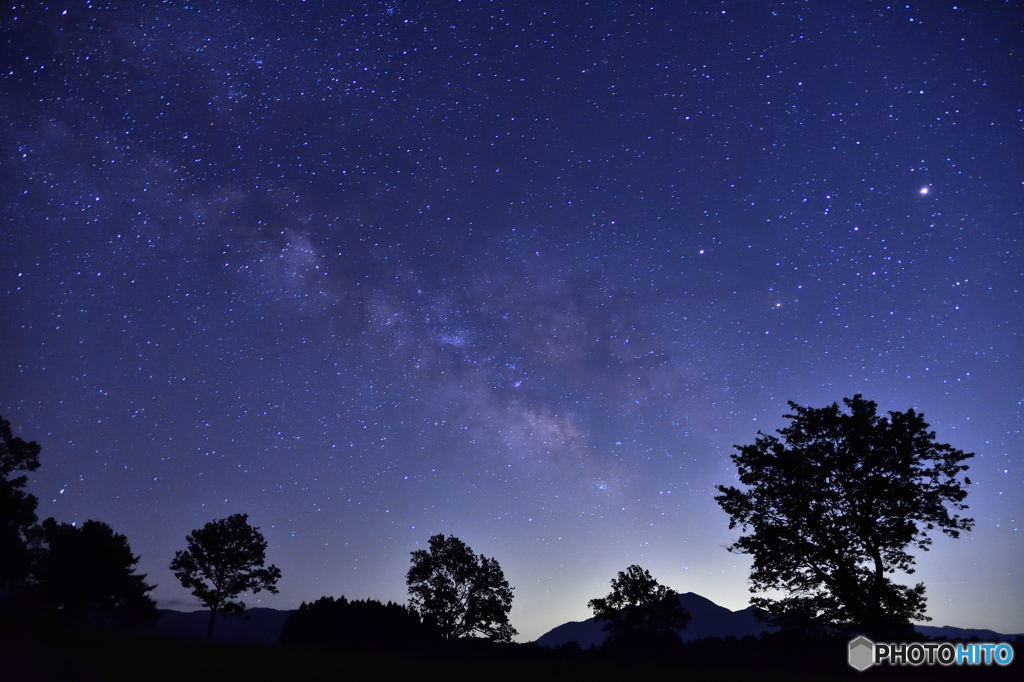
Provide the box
[1,615,1016,682]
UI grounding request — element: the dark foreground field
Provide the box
[1,616,1016,682]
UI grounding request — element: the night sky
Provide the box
[1,2,1021,641]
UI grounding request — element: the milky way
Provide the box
[1,2,1021,639]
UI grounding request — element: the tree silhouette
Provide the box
[715,395,974,637]
[588,564,690,651]
[0,415,41,597]
[170,513,281,639]
[32,518,157,627]
[406,533,516,642]
[280,595,434,651]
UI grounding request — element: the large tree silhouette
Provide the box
[32,518,157,627]
[715,395,973,637]
[406,533,516,642]
[170,513,281,639]
[0,415,41,596]
[588,564,690,650]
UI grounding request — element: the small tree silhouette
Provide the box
[170,513,281,639]
[406,533,516,642]
[32,518,157,627]
[0,415,42,596]
[715,395,974,637]
[588,564,690,651]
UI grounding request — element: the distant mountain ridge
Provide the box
[155,607,291,646]
[151,596,1022,648]
[915,624,1024,642]
[534,592,772,648]
[533,592,1024,648]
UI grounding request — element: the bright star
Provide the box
[919,186,930,195]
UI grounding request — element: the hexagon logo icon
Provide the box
[848,635,875,671]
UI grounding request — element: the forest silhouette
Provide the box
[0,401,1014,681]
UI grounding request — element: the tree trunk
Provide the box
[207,608,217,640]
[867,544,886,628]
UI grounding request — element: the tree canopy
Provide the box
[714,395,974,637]
[588,564,690,650]
[169,513,281,639]
[406,533,516,642]
[280,596,433,651]
[0,415,42,594]
[32,518,157,627]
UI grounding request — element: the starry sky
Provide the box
[1,1,1021,641]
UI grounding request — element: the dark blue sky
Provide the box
[1,1,1021,640]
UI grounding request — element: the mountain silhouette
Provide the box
[149,598,1022,648]
[533,593,1023,648]
[534,592,771,648]
[154,607,292,645]
[914,625,1024,641]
